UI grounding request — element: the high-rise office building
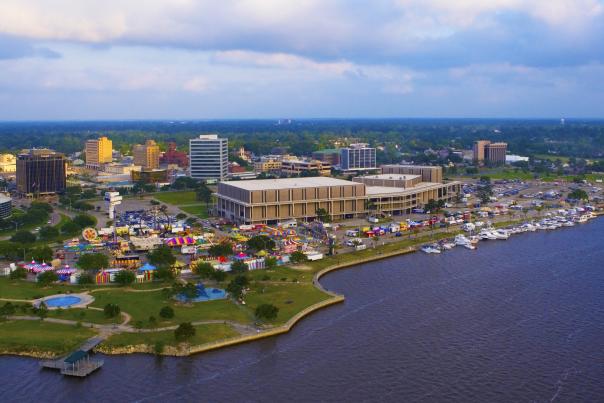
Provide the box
[85,136,113,168]
[133,140,160,169]
[16,149,66,196]
[189,134,228,180]
[0,154,16,173]
[340,143,376,171]
[0,194,11,219]
[473,140,507,165]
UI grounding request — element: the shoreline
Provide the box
[2,214,601,359]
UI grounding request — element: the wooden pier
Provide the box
[40,336,105,377]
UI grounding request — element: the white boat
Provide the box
[463,243,476,250]
[493,229,510,239]
[454,234,472,246]
[479,230,497,240]
[441,242,456,250]
[421,245,441,254]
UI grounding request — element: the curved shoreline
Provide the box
[2,214,601,359]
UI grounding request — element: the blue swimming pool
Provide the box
[175,285,227,303]
[44,295,82,308]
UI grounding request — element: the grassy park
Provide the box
[0,320,95,356]
[153,191,209,218]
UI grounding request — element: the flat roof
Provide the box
[361,174,421,180]
[0,194,11,203]
[221,177,357,191]
[366,181,459,196]
[382,164,440,170]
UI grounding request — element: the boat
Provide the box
[440,242,456,250]
[462,243,476,250]
[479,230,497,240]
[421,245,441,254]
[493,229,510,239]
[454,234,472,246]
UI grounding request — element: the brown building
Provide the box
[381,165,443,183]
[85,136,113,169]
[131,169,168,184]
[312,149,340,166]
[160,142,188,168]
[16,149,66,196]
[353,174,422,189]
[473,140,507,165]
[217,177,366,224]
[133,140,160,169]
[216,173,460,224]
[280,159,331,176]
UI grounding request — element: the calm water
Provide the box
[2,219,604,402]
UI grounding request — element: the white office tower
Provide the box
[104,191,122,219]
[189,134,228,180]
[340,143,376,171]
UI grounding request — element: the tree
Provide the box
[208,241,233,258]
[193,261,215,279]
[316,208,330,223]
[255,303,279,321]
[73,214,96,228]
[78,273,94,284]
[104,303,121,318]
[568,189,589,201]
[114,270,135,285]
[196,182,213,209]
[174,322,196,342]
[9,267,27,280]
[37,270,58,286]
[211,269,227,282]
[38,226,59,241]
[226,275,249,300]
[159,306,175,319]
[35,301,48,319]
[265,256,278,269]
[0,302,16,317]
[154,267,175,281]
[230,260,248,273]
[61,221,81,235]
[290,251,308,264]
[30,246,53,262]
[147,245,176,268]
[10,230,36,244]
[77,253,109,271]
[246,235,276,252]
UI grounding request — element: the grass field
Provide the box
[90,289,253,328]
[0,320,95,356]
[180,205,208,218]
[245,283,330,324]
[153,191,198,206]
[101,323,238,349]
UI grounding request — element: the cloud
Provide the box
[0,34,60,60]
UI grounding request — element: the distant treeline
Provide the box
[1,119,603,160]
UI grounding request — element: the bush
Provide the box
[37,271,59,286]
[114,270,135,285]
[174,322,196,342]
[193,262,215,279]
[255,304,279,321]
[9,267,27,280]
[10,230,36,244]
[0,302,16,316]
[211,269,226,282]
[35,301,48,319]
[77,273,94,285]
[61,221,81,235]
[103,303,121,318]
[265,256,277,269]
[230,260,248,273]
[154,341,165,354]
[159,306,174,319]
[290,251,308,264]
[73,214,96,228]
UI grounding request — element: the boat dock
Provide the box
[40,336,105,377]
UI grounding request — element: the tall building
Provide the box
[340,143,376,171]
[16,149,66,196]
[473,140,507,165]
[0,154,17,173]
[133,140,160,169]
[0,194,11,219]
[189,134,228,180]
[312,149,340,166]
[485,142,508,165]
[85,136,113,169]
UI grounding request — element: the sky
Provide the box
[0,0,604,120]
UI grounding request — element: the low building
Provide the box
[216,173,460,224]
[473,140,507,165]
[0,194,12,219]
[131,169,168,184]
[160,142,188,168]
[381,165,443,183]
[102,163,141,175]
[253,158,282,173]
[353,174,422,189]
[280,159,331,177]
[312,149,340,166]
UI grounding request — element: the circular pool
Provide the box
[44,295,82,308]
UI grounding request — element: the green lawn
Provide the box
[153,191,198,206]
[45,308,122,324]
[0,320,95,356]
[102,323,238,349]
[90,289,252,328]
[245,266,312,283]
[180,205,209,218]
[0,278,98,300]
[244,283,330,325]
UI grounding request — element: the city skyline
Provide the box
[1,1,603,120]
